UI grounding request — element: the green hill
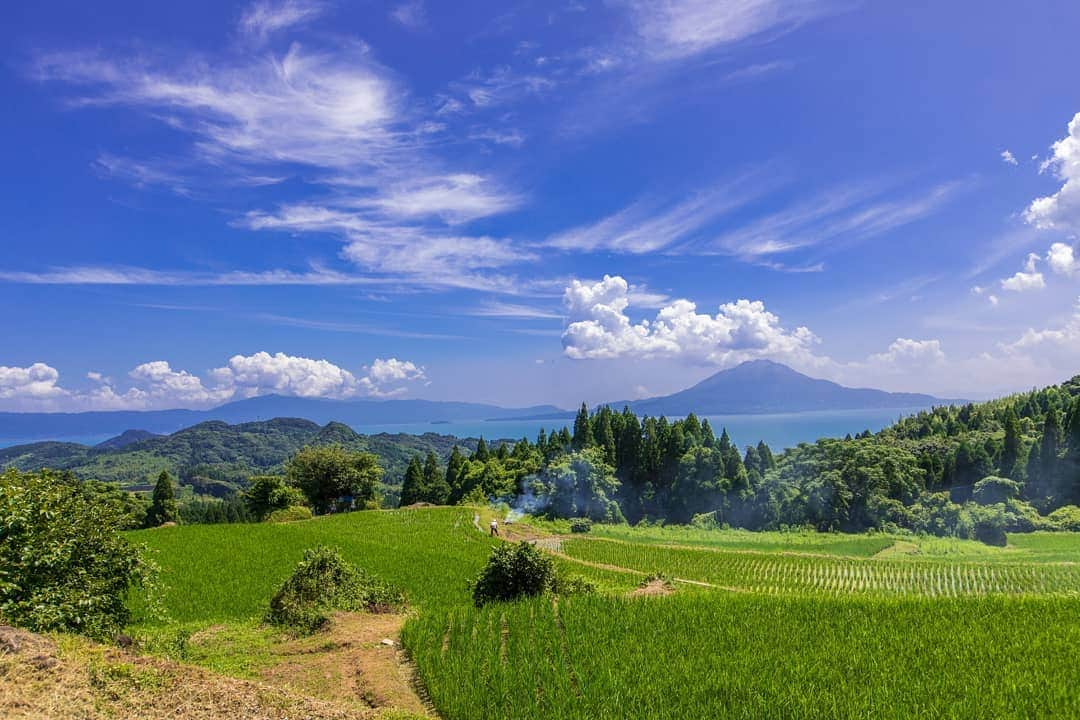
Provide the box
[0,418,479,501]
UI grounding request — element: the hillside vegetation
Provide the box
[0,419,477,505]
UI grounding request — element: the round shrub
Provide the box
[267,546,403,634]
[472,541,554,607]
[266,505,313,523]
[1048,505,1080,532]
[569,518,592,533]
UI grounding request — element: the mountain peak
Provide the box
[624,360,952,415]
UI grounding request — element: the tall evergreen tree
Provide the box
[145,470,179,527]
[1001,406,1022,479]
[598,412,617,466]
[756,440,776,472]
[700,419,716,448]
[445,446,467,501]
[399,456,425,507]
[1064,397,1080,502]
[572,403,594,450]
[474,437,490,462]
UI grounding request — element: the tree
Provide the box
[422,451,451,504]
[286,445,382,514]
[572,403,593,450]
[0,469,156,639]
[445,445,467,502]
[1001,407,1022,479]
[399,456,425,507]
[245,475,305,520]
[145,470,179,527]
[1065,397,1080,503]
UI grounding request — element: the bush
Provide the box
[245,475,307,521]
[472,542,554,607]
[549,572,596,596]
[1048,505,1080,531]
[569,518,592,533]
[266,505,314,523]
[266,546,403,634]
[972,507,1008,546]
[973,476,1023,506]
[0,469,157,639]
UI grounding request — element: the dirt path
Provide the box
[255,612,431,716]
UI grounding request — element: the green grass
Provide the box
[126,508,1080,719]
[127,507,495,622]
[404,593,1080,720]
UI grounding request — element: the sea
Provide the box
[0,406,931,452]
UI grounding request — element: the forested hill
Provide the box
[0,418,478,499]
[619,359,956,415]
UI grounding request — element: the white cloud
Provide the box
[35,43,398,172]
[867,338,945,367]
[0,363,67,402]
[561,274,818,366]
[239,0,327,41]
[1001,149,1017,166]
[1001,299,1080,353]
[1000,252,1045,292]
[357,174,521,224]
[1047,242,1078,276]
[547,177,771,254]
[1025,111,1080,232]
[708,180,962,259]
[0,353,428,411]
[622,0,841,60]
[212,351,426,400]
[390,0,426,29]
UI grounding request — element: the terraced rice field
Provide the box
[560,537,1080,597]
[131,508,1080,719]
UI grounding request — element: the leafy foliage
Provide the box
[472,541,554,606]
[0,469,156,639]
[244,475,306,520]
[266,546,404,634]
[285,445,381,514]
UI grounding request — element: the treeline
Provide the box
[397,377,1080,541]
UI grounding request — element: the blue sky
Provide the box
[2,0,1080,411]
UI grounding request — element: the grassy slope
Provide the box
[129,509,1080,720]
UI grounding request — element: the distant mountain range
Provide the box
[0,396,564,444]
[0,360,957,443]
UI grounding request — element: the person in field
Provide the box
[490,518,499,537]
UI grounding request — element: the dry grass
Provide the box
[0,623,429,720]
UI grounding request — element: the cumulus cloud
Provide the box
[1000,253,1045,292]
[561,274,818,366]
[1001,298,1080,354]
[1025,111,1080,233]
[867,338,945,367]
[0,352,427,411]
[1047,242,1078,276]
[0,363,68,404]
[213,352,426,400]
[1001,149,1018,166]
